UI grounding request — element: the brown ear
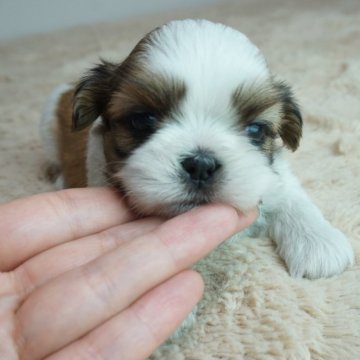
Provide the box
[72,60,118,131]
[274,81,303,151]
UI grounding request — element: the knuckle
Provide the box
[80,262,116,316]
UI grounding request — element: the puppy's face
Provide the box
[73,19,302,216]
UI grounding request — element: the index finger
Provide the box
[0,187,134,271]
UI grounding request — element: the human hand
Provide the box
[0,187,257,360]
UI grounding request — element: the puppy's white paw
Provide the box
[279,224,354,279]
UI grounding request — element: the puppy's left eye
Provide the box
[245,123,266,142]
[129,112,157,132]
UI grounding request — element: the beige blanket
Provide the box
[1,0,359,358]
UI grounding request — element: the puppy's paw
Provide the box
[280,224,354,279]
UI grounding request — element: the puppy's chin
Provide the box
[112,177,216,217]
[133,199,204,217]
[121,191,208,218]
[117,183,261,218]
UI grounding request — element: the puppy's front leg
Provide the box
[265,162,354,279]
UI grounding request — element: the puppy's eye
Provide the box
[245,123,266,142]
[129,112,157,132]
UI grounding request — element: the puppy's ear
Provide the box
[72,60,118,131]
[274,82,303,151]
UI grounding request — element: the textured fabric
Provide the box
[0,0,359,358]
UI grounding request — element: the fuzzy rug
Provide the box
[1,0,359,358]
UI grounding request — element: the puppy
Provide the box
[41,19,353,280]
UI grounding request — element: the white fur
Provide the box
[145,20,268,105]
[43,19,354,280]
[54,174,64,190]
[263,158,354,278]
[117,19,354,278]
[142,20,269,130]
[118,121,354,278]
[118,114,277,215]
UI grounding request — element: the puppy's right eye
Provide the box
[129,112,157,132]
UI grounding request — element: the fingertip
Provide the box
[187,203,258,237]
[179,269,205,304]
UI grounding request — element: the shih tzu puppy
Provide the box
[41,19,353,280]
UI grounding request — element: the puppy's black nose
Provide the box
[181,152,221,184]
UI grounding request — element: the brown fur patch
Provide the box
[57,88,90,187]
[72,28,157,131]
[233,80,280,126]
[108,75,186,122]
[71,26,186,181]
[72,61,118,130]
[232,79,302,152]
[274,81,303,151]
[106,74,186,153]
